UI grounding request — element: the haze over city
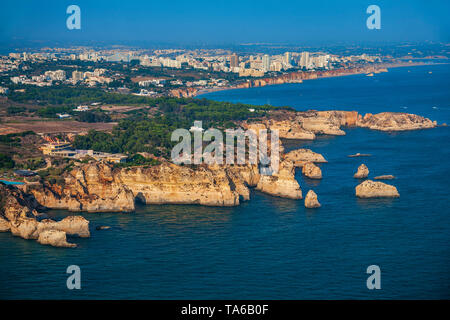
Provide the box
[1,0,449,46]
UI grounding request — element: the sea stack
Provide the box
[305,190,321,208]
[284,148,327,167]
[302,162,322,179]
[354,164,369,179]
[256,160,302,199]
[355,180,400,198]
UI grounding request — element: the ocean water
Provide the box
[1,64,449,299]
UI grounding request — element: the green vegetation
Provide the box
[19,157,46,170]
[114,154,160,168]
[76,111,112,123]
[6,86,292,160]
[0,154,15,169]
[8,85,162,107]
[0,131,36,146]
[7,106,27,115]
[37,162,74,185]
[36,105,72,118]
[72,97,290,157]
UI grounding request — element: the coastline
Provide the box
[195,61,447,98]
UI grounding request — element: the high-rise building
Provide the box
[262,54,270,72]
[300,52,310,69]
[72,70,84,82]
[230,53,239,68]
[284,52,291,65]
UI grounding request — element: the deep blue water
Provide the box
[1,64,449,299]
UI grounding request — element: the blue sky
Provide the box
[0,0,449,45]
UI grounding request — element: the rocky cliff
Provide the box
[0,183,90,247]
[27,162,136,212]
[246,110,436,141]
[357,112,437,131]
[256,160,302,199]
[26,160,301,212]
[284,148,327,167]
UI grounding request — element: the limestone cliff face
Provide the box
[27,161,299,211]
[256,160,302,199]
[267,120,316,140]
[0,183,90,247]
[316,111,359,127]
[117,162,241,206]
[357,112,437,131]
[242,121,315,140]
[245,111,436,141]
[295,111,347,136]
[224,164,260,201]
[28,162,136,212]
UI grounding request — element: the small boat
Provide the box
[366,73,374,77]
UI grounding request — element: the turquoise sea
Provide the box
[1,64,449,299]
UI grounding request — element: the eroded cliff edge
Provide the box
[24,160,301,212]
[0,183,90,247]
[243,110,437,140]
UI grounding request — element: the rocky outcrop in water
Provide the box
[246,110,436,141]
[0,183,90,247]
[374,175,395,180]
[348,153,371,158]
[357,112,437,131]
[256,160,302,199]
[37,230,76,248]
[304,190,321,208]
[284,148,327,167]
[355,180,400,198]
[354,164,369,179]
[302,162,322,179]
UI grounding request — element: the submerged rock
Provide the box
[374,175,395,180]
[96,225,111,230]
[305,190,321,208]
[355,180,400,198]
[302,162,322,179]
[354,164,369,179]
[348,153,371,158]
